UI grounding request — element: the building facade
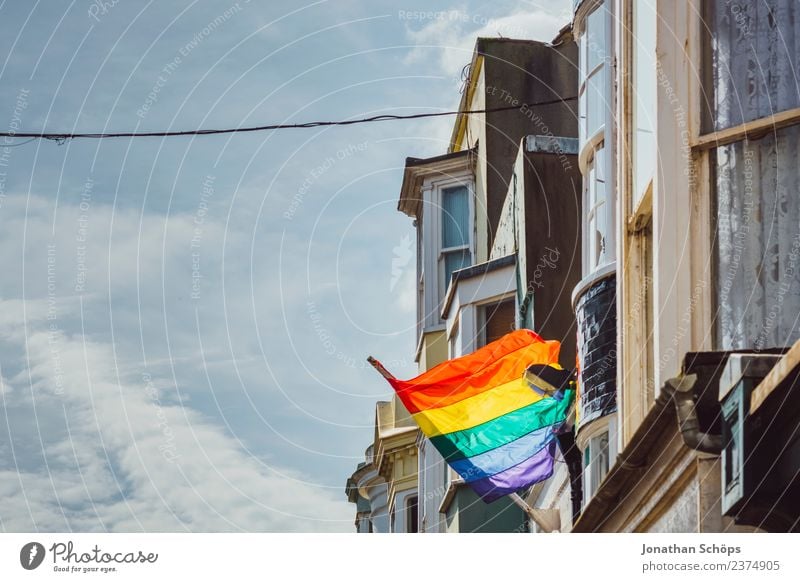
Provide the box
[347,34,583,532]
[563,0,800,532]
[345,396,420,533]
[347,0,800,533]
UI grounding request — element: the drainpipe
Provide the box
[661,374,723,455]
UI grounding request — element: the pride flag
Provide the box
[371,330,574,502]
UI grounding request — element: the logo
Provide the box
[20,542,46,570]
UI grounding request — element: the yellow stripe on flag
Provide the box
[411,376,544,437]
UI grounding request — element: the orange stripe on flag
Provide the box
[389,330,560,414]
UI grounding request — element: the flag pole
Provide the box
[509,493,561,532]
[367,356,396,381]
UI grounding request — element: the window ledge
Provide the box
[693,107,800,151]
[437,477,465,515]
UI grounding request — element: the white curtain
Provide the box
[711,0,800,350]
[715,125,800,350]
[709,0,800,131]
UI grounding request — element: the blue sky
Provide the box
[0,0,571,531]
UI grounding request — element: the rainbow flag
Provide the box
[371,330,574,502]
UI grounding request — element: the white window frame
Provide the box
[420,173,476,329]
[448,316,460,359]
[415,215,425,342]
[438,184,473,307]
[689,1,800,352]
[577,0,615,277]
[443,262,517,358]
[579,415,618,506]
[583,140,611,273]
[579,3,609,145]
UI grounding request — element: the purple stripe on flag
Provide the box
[467,440,557,502]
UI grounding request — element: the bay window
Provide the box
[573,0,618,472]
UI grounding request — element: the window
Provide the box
[632,0,657,207]
[440,185,471,301]
[578,2,614,276]
[712,126,800,349]
[448,319,459,358]
[417,173,474,334]
[581,4,609,143]
[702,0,800,134]
[585,146,609,271]
[406,495,419,533]
[580,414,617,504]
[477,298,516,348]
[583,431,610,505]
[700,0,800,350]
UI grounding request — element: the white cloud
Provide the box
[0,307,352,532]
[403,4,572,76]
[0,192,355,532]
[0,0,578,534]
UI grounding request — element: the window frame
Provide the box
[448,316,460,359]
[579,415,617,506]
[406,495,419,533]
[428,176,475,314]
[583,142,610,273]
[420,174,475,327]
[694,0,800,149]
[579,2,611,145]
[577,0,615,278]
[476,295,517,349]
[439,184,473,306]
[693,0,800,350]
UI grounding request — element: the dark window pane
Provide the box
[407,495,418,533]
[482,299,516,346]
